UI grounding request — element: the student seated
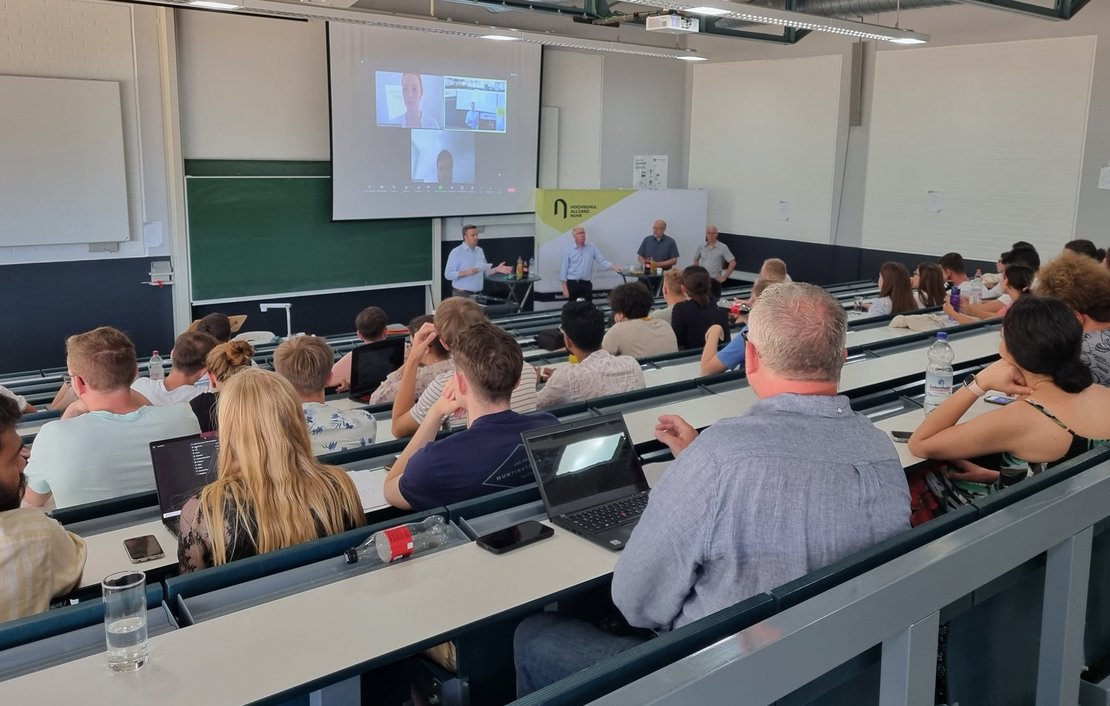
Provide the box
[514,283,910,694]
[648,268,685,324]
[132,331,217,406]
[23,327,201,509]
[0,385,36,415]
[391,298,538,438]
[1034,254,1110,386]
[0,395,86,623]
[176,369,365,572]
[537,302,644,409]
[189,340,255,433]
[912,262,947,309]
[384,321,558,511]
[195,312,233,343]
[910,296,1110,484]
[759,257,791,283]
[1064,239,1101,261]
[273,336,376,454]
[601,283,679,359]
[671,266,730,351]
[943,265,1033,323]
[938,252,970,296]
[866,262,916,317]
[368,314,453,405]
[329,306,389,392]
[700,279,770,375]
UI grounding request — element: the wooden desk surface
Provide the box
[6,526,618,703]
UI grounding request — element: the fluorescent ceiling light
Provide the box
[620,0,929,44]
[686,6,730,16]
[481,33,521,40]
[676,54,708,61]
[188,0,241,8]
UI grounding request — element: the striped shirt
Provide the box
[411,363,538,430]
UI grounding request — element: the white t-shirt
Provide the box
[132,376,204,406]
[302,402,377,454]
[25,404,201,508]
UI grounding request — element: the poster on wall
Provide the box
[632,155,668,190]
[533,188,708,294]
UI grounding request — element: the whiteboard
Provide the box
[688,55,843,244]
[861,37,1096,259]
[0,75,130,247]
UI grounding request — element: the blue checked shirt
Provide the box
[560,242,613,282]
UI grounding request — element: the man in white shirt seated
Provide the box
[328,305,388,392]
[538,301,644,409]
[274,336,377,454]
[132,331,217,406]
[23,326,202,509]
[0,395,87,623]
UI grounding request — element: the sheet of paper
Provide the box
[927,190,942,213]
[142,221,163,247]
[778,200,790,221]
[1099,166,1110,190]
[347,468,389,512]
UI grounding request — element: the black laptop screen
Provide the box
[524,415,647,516]
[350,338,406,395]
[149,435,220,520]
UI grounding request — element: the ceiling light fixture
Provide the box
[480,32,522,41]
[620,0,929,44]
[188,0,242,9]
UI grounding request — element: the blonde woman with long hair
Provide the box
[177,369,365,572]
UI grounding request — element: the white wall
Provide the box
[684,2,1110,256]
[0,0,175,264]
[540,50,603,189]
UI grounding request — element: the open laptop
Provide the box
[149,433,221,537]
[348,338,407,402]
[522,413,650,551]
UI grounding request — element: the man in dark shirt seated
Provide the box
[513,282,911,695]
[383,321,558,510]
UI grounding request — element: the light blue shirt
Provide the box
[716,325,747,371]
[560,242,612,282]
[445,243,490,293]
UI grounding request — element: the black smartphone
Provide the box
[123,535,165,564]
[985,394,1015,406]
[890,430,913,443]
[476,521,554,555]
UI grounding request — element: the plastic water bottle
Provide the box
[529,258,536,276]
[970,269,983,306]
[148,351,164,381]
[344,516,450,565]
[924,332,955,415]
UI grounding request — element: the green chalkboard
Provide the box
[185,161,433,302]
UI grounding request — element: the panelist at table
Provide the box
[636,219,680,272]
[444,224,512,298]
[560,226,623,301]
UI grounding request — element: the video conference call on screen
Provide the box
[329,24,542,220]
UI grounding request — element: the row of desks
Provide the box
[4,328,1005,700]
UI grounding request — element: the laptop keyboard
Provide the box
[565,492,649,533]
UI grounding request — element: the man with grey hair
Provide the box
[514,282,910,696]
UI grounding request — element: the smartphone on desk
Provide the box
[124,535,165,564]
[984,394,1016,406]
[477,521,554,555]
[890,430,913,443]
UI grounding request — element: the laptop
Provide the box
[348,338,407,402]
[522,413,650,551]
[149,433,221,537]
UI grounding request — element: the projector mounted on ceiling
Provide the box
[645,14,700,34]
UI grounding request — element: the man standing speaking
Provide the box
[559,226,623,301]
[444,224,512,298]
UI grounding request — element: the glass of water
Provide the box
[103,571,148,672]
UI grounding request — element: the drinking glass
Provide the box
[103,571,148,672]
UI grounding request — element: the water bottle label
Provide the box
[382,526,414,562]
[924,372,953,404]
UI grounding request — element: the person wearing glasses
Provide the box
[22,327,200,509]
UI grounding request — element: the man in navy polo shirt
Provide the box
[383,321,558,510]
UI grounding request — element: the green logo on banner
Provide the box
[536,189,636,232]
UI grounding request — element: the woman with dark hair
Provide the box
[944,265,1034,323]
[910,296,1110,484]
[867,262,916,316]
[912,262,946,309]
[670,266,731,350]
[1064,239,1100,261]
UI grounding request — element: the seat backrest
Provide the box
[0,583,163,652]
